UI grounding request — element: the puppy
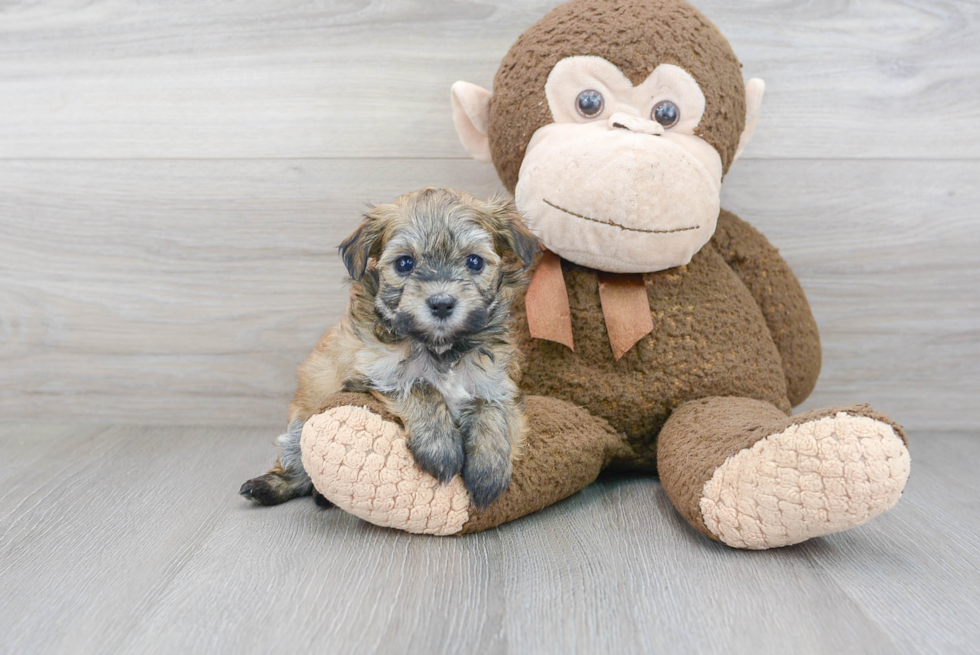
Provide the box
[241,188,538,509]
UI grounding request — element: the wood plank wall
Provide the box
[1,0,978,430]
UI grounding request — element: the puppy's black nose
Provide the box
[427,295,456,319]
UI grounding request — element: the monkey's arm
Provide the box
[710,209,821,406]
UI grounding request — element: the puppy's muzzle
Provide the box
[427,294,457,320]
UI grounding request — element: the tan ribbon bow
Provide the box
[526,250,654,360]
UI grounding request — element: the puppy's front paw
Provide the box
[409,428,465,484]
[463,448,511,509]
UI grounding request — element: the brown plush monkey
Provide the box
[300,0,911,547]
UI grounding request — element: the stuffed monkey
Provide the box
[298,0,910,548]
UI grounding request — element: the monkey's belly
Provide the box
[515,248,789,467]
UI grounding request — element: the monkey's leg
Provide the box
[657,397,911,549]
[300,393,627,535]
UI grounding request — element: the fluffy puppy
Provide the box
[241,188,538,509]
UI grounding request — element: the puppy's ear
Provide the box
[484,195,539,269]
[338,209,387,281]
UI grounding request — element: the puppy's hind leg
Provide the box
[240,420,331,507]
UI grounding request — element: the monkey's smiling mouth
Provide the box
[543,199,699,234]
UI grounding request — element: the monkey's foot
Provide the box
[300,398,471,536]
[698,411,911,549]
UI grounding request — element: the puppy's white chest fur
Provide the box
[359,342,508,417]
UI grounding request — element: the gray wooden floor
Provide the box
[1,423,978,655]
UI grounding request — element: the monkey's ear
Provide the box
[485,196,539,269]
[733,78,765,164]
[338,214,383,281]
[451,81,493,163]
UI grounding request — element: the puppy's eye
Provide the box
[394,256,415,274]
[465,254,485,273]
[576,89,604,118]
[652,100,680,128]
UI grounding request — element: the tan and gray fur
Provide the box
[241,188,538,508]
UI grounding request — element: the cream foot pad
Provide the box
[301,405,471,535]
[699,412,911,549]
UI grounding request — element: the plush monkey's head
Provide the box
[452,0,765,273]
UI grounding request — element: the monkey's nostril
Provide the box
[427,296,456,319]
[610,113,663,136]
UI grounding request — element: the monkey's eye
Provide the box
[394,255,415,274]
[465,254,485,273]
[576,89,604,118]
[652,100,680,128]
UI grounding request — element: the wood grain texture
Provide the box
[1,423,978,654]
[0,0,978,159]
[1,159,976,429]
